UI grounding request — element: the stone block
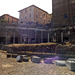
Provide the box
[16,55,23,62]
[22,55,27,57]
[44,58,53,64]
[66,60,75,71]
[31,56,41,63]
[22,55,29,62]
[67,58,75,61]
[55,60,66,66]
[23,57,29,62]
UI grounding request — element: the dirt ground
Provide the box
[0,57,75,75]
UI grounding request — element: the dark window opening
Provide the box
[44,20,46,21]
[40,18,42,20]
[63,37,68,42]
[8,18,9,22]
[73,16,75,23]
[30,9,31,11]
[31,38,35,43]
[0,37,5,44]
[12,20,14,23]
[25,10,27,13]
[36,38,40,43]
[10,37,18,43]
[36,15,38,18]
[44,14,45,16]
[29,14,31,18]
[36,9,38,12]
[25,17,27,19]
[43,38,47,43]
[36,22,38,25]
[3,16,5,19]
[64,14,68,18]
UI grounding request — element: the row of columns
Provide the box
[53,31,71,42]
[18,29,51,44]
[35,30,50,43]
[5,28,71,44]
[5,29,16,44]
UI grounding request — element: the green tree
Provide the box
[0,19,7,23]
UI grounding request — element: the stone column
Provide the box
[48,31,50,42]
[13,29,15,43]
[61,32,63,42]
[5,31,8,44]
[41,30,43,43]
[28,36,30,44]
[20,30,23,43]
[21,35,22,43]
[54,32,56,36]
[68,30,70,42]
[68,31,70,35]
[53,36,55,42]
[35,30,37,43]
[54,32,56,42]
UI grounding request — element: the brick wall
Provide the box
[52,0,75,27]
[19,5,52,25]
[0,14,19,24]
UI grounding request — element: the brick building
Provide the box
[52,0,75,27]
[0,14,19,24]
[16,5,52,44]
[18,5,52,25]
[52,0,75,42]
[0,5,52,44]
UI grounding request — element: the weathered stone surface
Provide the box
[31,56,41,63]
[55,60,66,66]
[66,58,75,71]
[22,55,27,57]
[21,55,29,62]
[66,61,75,71]
[23,57,29,62]
[44,58,53,64]
[16,55,23,62]
[44,56,60,64]
[67,58,75,61]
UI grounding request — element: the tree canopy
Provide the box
[0,19,7,23]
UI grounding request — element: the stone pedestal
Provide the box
[66,60,75,71]
[23,57,29,62]
[55,60,66,66]
[44,58,53,64]
[31,56,41,63]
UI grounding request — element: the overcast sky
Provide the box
[0,0,52,18]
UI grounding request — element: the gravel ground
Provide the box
[0,58,75,75]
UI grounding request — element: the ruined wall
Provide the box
[52,0,75,27]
